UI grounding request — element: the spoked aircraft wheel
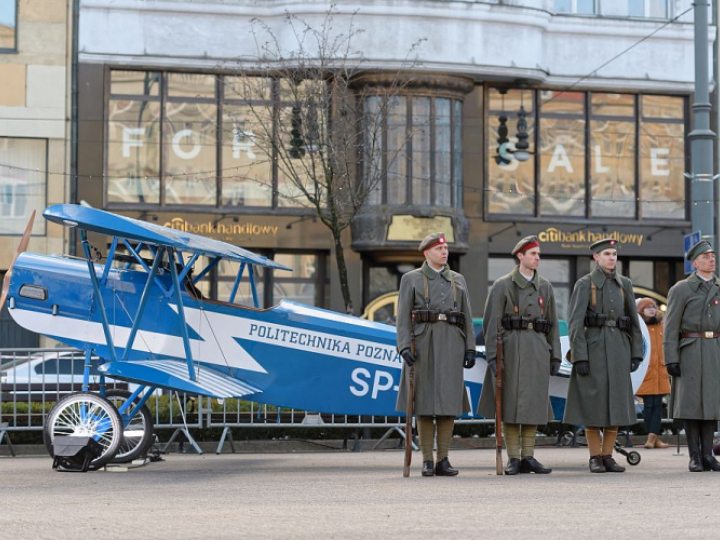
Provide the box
[44,392,123,470]
[105,389,155,463]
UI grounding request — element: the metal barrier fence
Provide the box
[1,348,672,455]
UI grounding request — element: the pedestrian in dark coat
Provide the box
[395,232,475,477]
[663,240,720,472]
[478,235,561,475]
[563,238,643,473]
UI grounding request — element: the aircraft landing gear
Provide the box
[44,392,123,470]
[105,389,155,463]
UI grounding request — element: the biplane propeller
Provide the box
[2,205,651,470]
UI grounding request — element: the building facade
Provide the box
[0,0,72,346]
[72,0,710,320]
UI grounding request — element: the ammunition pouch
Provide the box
[501,315,551,334]
[617,315,632,332]
[584,312,607,327]
[412,309,439,323]
[584,312,631,331]
[412,309,464,329]
[444,310,465,329]
[533,319,552,335]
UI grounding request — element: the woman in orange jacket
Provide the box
[636,298,671,449]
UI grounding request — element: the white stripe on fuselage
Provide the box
[10,306,404,373]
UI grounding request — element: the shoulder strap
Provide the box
[423,272,430,309]
[591,281,597,310]
[450,272,458,309]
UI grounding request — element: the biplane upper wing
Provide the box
[43,204,292,271]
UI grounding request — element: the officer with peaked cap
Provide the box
[664,240,720,472]
[563,238,643,473]
[478,235,562,475]
[396,232,476,477]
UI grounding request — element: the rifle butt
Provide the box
[403,364,415,477]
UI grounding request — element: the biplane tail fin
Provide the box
[0,210,35,313]
[98,359,262,399]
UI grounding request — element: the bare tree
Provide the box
[221,8,424,314]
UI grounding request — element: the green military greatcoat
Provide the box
[663,272,720,420]
[563,267,643,427]
[477,266,562,424]
[395,262,474,416]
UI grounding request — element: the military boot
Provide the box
[435,458,458,476]
[504,458,521,475]
[519,456,552,474]
[421,461,435,477]
[700,421,720,472]
[589,455,606,473]
[685,420,704,472]
[602,455,626,473]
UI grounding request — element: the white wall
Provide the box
[79,0,711,93]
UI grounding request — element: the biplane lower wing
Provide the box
[98,359,262,399]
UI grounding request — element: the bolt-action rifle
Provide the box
[495,319,504,476]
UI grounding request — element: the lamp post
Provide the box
[689,0,715,246]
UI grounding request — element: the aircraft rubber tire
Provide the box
[44,392,123,470]
[105,389,155,463]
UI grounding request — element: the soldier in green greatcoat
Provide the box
[478,235,562,475]
[663,240,720,473]
[563,238,643,473]
[395,232,476,477]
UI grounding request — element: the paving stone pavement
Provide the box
[0,447,716,540]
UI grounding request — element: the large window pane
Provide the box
[412,97,431,205]
[107,99,161,204]
[0,138,46,234]
[364,97,384,205]
[163,102,217,205]
[222,104,273,207]
[577,0,595,14]
[591,119,636,217]
[273,253,319,306]
[111,71,160,96]
[0,1,16,51]
[217,260,265,308]
[167,73,216,100]
[387,96,407,205]
[539,91,585,217]
[453,100,463,207]
[640,96,685,219]
[276,106,321,208]
[487,88,535,215]
[435,98,452,207]
[591,93,636,217]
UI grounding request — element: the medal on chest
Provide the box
[539,296,544,308]
[714,298,719,306]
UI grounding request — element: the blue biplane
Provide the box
[1,204,650,469]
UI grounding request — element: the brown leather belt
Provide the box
[681,332,720,339]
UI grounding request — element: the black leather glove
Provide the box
[487,358,497,377]
[550,360,561,376]
[401,349,415,367]
[666,363,681,378]
[463,350,476,369]
[630,358,642,373]
[574,360,589,377]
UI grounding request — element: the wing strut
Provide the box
[81,229,117,363]
[168,247,197,382]
[121,247,164,362]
